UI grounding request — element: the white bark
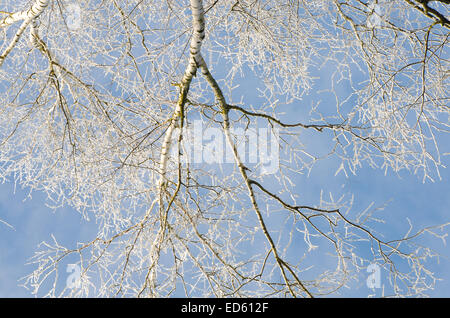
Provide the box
[0,0,49,28]
[0,0,49,66]
[158,0,206,192]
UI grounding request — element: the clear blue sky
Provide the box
[0,1,449,298]
[1,152,449,297]
[1,50,449,298]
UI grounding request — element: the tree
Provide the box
[0,0,448,297]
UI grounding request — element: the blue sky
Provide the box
[0,150,449,297]
[0,0,449,298]
[1,43,449,298]
[0,183,97,297]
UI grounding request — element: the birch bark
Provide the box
[0,0,49,66]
